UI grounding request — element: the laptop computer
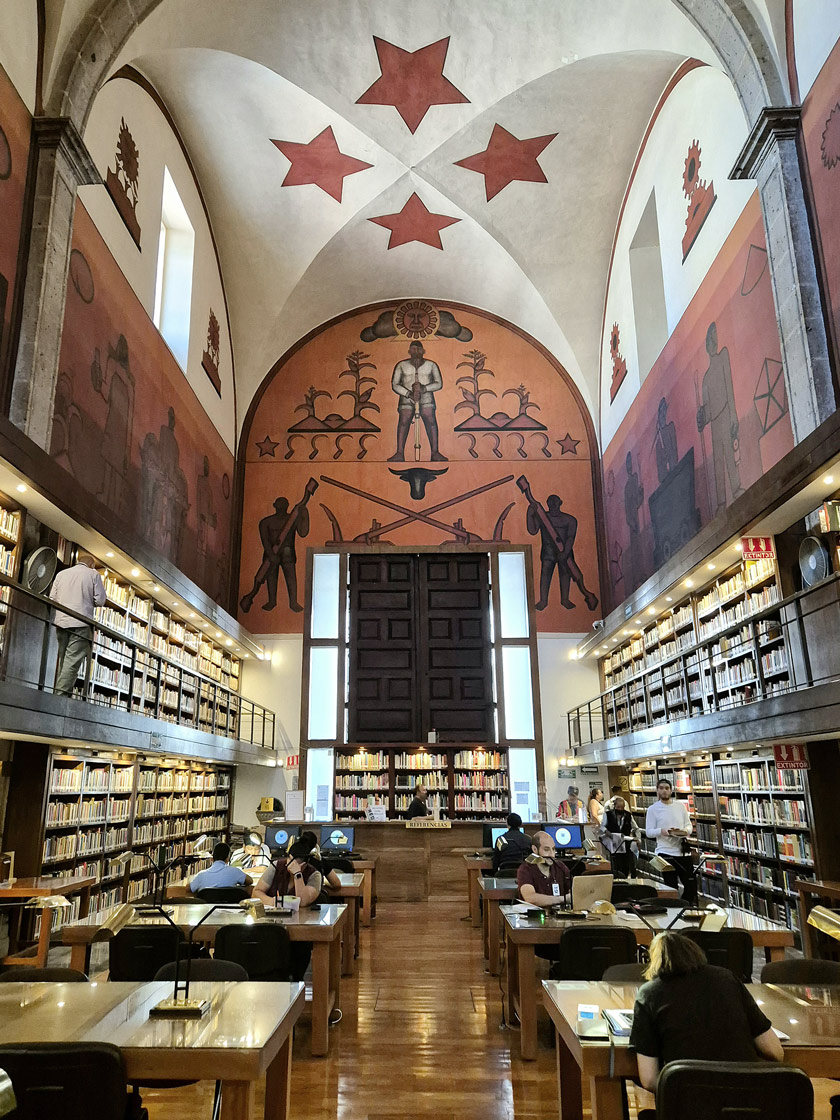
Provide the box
[572,873,614,911]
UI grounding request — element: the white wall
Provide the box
[601,66,754,446]
[536,634,607,814]
[793,0,840,97]
[232,761,288,827]
[0,0,38,111]
[78,77,236,449]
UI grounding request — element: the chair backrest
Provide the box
[554,925,638,980]
[611,882,657,904]
[681,928,754,982]
[760,957,840,984]
[195,886,251,903]
[213,923,292,981]
[601,962,646,982]
[496,854,526,876]
[0,1042,133,1120]
[108,925,183,982]
[154,958,248,982]
[0,967,87,983]
[572,874,614,911]
[656,1060,813,1120]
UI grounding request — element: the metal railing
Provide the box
[0,574,276,750]
[568,570,840,748]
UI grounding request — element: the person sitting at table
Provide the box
[297,830,341,892]
[492,812,532,874]
[254,835,323,908]
[189,841,252,895]
[598,796,640,879]
[629,931,783,1116]
[406,783,430,819]
[516,831,571,908]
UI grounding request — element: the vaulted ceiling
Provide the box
[67,0,776,433]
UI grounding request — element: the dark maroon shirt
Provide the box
[516,858,571,901]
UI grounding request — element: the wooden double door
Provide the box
[348,554,494,743]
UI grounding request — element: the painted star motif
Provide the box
[368,193,460,250]
[610,539,624,583]
[356,36,469,134]
[557,432,581,456]
[256,434,279,458]
[455,124,557,200]
[270,126,372,202]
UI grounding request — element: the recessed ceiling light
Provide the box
[611,638,618,643]
[130,568,140,577]
[152,585,160,591]
[647,607,655,615]
[622,629,630,635]
[15,484,26,493]
[216,632,222,638]
[685,579,694,587]
[202,622,208,628]
[105,552,114,558]
[707,563,716,571]
[824,475,834,485]
[635,619,642,625]
[244,653,249,658]
[665,596,673,603]
[734,542,743,551]
[189,612,195,618]
[225,639,233,646]
[172,601,178,607]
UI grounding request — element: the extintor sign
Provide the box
[740,535,775,560]
[773,744,809,771]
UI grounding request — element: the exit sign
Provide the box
[741,535,775,560]
[773,744,809,770]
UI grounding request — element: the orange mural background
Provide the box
[239,304,601,634]
[0,63,31,381]
[52,202,234,602]
[602,193,792,602]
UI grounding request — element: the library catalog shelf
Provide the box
[0,571,275,749]
[569,562,840,750]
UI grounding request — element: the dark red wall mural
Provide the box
[0,64,31,385]
[681,140,716,262]
[239,302,601,634]
[105,117,141,248]
[602,193,792,600]
[52,202,234,602]
[802,34,840,364]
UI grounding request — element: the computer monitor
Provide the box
[320,825,354,852]
[482,823,507,849]
[542,822,583,851]
[265,824,300,853]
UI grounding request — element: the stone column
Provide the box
[8,118,99,451]
[732,107,835,443]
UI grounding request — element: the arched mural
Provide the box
[238,302,602,634]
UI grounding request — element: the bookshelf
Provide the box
[4,745,233,935]
[601,555,787,736]
[622,749,816,936]
[84,564,241,737]
[0,490,23,661]
[333,745,509,820]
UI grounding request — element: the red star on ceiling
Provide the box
[368,193,460,250]
[557,432,580,455]
[270,126,372,202]
[356,36,469,134]
[455,124,558,201]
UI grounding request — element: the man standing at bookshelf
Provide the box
[49,551,106,697]
[406,783,430,819]
[645,778,696,903]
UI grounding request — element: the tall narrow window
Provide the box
[153,167,194,370]
[629,189,668,381]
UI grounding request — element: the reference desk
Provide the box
[543,980,840,1120]
[0,980,304,1120]
[62,902,347,1056]
[503,906,794,1059]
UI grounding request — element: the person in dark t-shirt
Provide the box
[492,812,532,874]
[629,931,783,1110]
[406,783,430,819]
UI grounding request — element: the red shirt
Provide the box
[516,858,570,901]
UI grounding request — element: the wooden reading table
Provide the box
[62,902,347,1056]
[0,874,95,969]
[503,905,794,1059]
[543,979,840,1120]
[0,980,304,1120]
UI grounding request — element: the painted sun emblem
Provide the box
[683,140,702,197]
[394,299,439,340]
[610,323,621,360]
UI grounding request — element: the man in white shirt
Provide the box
[190,842,251,895]
[49,552,106,696]
[387,341,447,462]
[645,778,696,903]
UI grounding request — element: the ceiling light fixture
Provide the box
[105,552,114,559]
[153,585,160,591]
[131,568,140,578]
[15,484,26,493]
[734,542,743,551]
[665,596,673,603]
[225,639,233,647]
[684,579,694,587]
[824,475,834,486]
[647,607,655,615]
[707,563,716,571]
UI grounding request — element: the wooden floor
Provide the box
[130,901,835,1119]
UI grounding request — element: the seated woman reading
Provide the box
[630,931,783,1115]
[254,835,323,908]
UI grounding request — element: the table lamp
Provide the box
[0,1069,16,1117]
[807,905,840,941]
[149,902,245,1019]
[25,894,72,929]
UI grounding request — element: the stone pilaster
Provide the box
[8,118,100,450]
[732,107,835,443]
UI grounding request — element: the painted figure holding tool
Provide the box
[240,478,317,613]
[518,476,598,611]
[387,341,447,462]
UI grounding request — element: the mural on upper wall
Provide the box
[239,302,601,634]
[51,202,234,602]
[0,63,31,383]
[801,33,840,363]
[105,117,141,248]
[681,140,716,262]
[602,193,792,600]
